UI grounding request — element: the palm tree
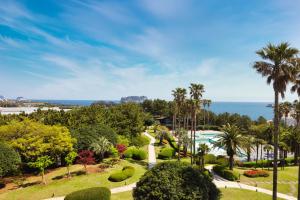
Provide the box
[243,135,255,162]
[197,143,209,171]
[214,124,245,170]
[189,83,205,164]
[264,144,273,171]
[177,128,188,161]
[172,88,187,133]
[206,99,212,125]
[279,102,292,126]
[90,137,112,161]
[253,42,299,200]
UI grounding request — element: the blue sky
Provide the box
[1,0,300,101]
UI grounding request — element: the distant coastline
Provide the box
[31,100,273,120]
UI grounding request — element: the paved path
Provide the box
[206,165,296,200]
[45,131,156,200]
[45,134,296,200]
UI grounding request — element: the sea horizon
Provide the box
[31,99,274,120]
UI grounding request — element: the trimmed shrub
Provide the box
[213,165,238,181]
[124,147,147,160]
[158,147,175,160]
[133,161,220,200]
[215,156,229,167]
[243,170,269,178]
[124,147,135,158]
[204,154,217,164]
[64,187,111,200]
[108,166,135,182]
[223,170,239,181]
[132,149,147,160]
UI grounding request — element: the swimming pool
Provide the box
[193,130,247,160]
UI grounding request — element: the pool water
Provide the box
[193,130,247,160]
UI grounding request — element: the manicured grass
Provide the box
[234,166,298,197]
[220,188,284,200]
[111,188,284,200]
[0,160,147,200]
[111,191,133,200]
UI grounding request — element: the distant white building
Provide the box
[0,107,70,115]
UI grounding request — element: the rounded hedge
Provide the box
[0,142,21,177]
[132,149,147,160]
[204,154,217,164]
[108,166,135,182]
[64,187,111,200]
[124,147,147,160]
[157,147,175,160]
[213,165,238,181]
[133,161,220,200]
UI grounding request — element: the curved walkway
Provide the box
[45,134,296,200]
[206,165,296,200]
[45,131,156,200]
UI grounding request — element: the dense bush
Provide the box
[131,135,150,147]
[132,149,147,160]
[243,170,269,178]
[198,125,220,131]
[213,165,238,181]
[108,166,135,182]
[215,156,229,166]
[64,187,111,200]
[124,147,147,160]
[158,147,175,159]
[0,142,21,177]
[133,161,220,200]
[204,154,217,164]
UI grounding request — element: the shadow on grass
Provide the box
[52,170,86,180]
[127,159,148,169]
[21,181,41,188]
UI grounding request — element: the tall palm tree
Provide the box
[279,102,292,126]
[214,124,245,170]
[206,99,212,125]
[172,88,187,133]
[264,144,273,171]
[189,83,205,164]
[197,143,210,171]
[176,128,188,161]
[243,135,255,162]
[253,42,299,200]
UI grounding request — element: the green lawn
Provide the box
[220,188,284,200]
[234,166,298,197]
[110,188,282,200]
[0,160,147,200]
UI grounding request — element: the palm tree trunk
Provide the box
[229,155,234,170]
[297,144,300,200]
[193,114,197,164]
[267,150,270,171]
[247,147,251,162]
[273,90,279,200]
[256,144,259,167]
[190,117,193,165]
[178,144,181,161]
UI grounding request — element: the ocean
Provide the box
[33,100,273,120]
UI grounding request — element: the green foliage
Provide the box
[130,135,150,147]
[89,137,112,160]
[109,146,118,158]
[64,187,111,200]
[132,149,147,160]
[72,124,117,150]
[124,147,147,160]
[28,156,53,173]
[212,165,238,181]
[133,161,220,200]
[65,151,77,166]
[0,120,75,163]
[0,142,21,177]
[204,154,217,164]
[215,156,229,166]
[117,136,130,147]
[108,166,135,182]
[158,147,175,159]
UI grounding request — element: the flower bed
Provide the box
[243,170,269,178]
